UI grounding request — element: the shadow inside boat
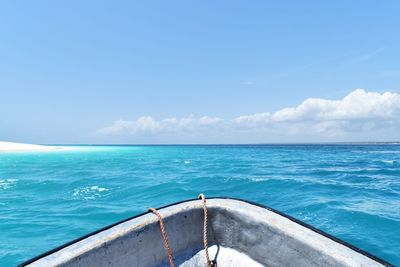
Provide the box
[160,244,220,267]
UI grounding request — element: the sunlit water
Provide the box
[0,145,399,266]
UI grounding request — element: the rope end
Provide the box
[148,207,156,213]
[198,193,205,200]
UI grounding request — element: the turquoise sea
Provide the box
[1,145,399,266]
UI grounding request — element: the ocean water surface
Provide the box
[0,145,399,266]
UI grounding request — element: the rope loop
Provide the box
[198,193,213,267]
[149,195,215,267]
[149,207,175,267]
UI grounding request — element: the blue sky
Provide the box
[1,1,400,143]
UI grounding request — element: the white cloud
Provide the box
[97,89,400,141]
[237,89,400,122]
[235,89,400,136]
[98,115,224,136]
[99,117,161,135]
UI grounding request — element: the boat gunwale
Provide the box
[19,197,394,267]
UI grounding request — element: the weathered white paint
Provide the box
[24,199,389,267]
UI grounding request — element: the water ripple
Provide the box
[0,145,399,266]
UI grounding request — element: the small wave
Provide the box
[338,200,400,222]
[184,160,191,164]
[247,177,267,182]
[0,179,18,190]
[381,160,397,164]
[72,185,110,200]
[369,151,400,154]
[243,174,399,195]
[351,150,400,154]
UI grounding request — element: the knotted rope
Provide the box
[198,193,212,267]
[149,195,214,267]
[149,207,175,267]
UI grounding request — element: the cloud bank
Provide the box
[99,115,225,136]
[98,89,400,142]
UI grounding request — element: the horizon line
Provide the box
[42,141,400,146]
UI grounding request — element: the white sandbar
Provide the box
[0,141,61,152]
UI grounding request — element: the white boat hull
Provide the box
[21,198,392,267]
